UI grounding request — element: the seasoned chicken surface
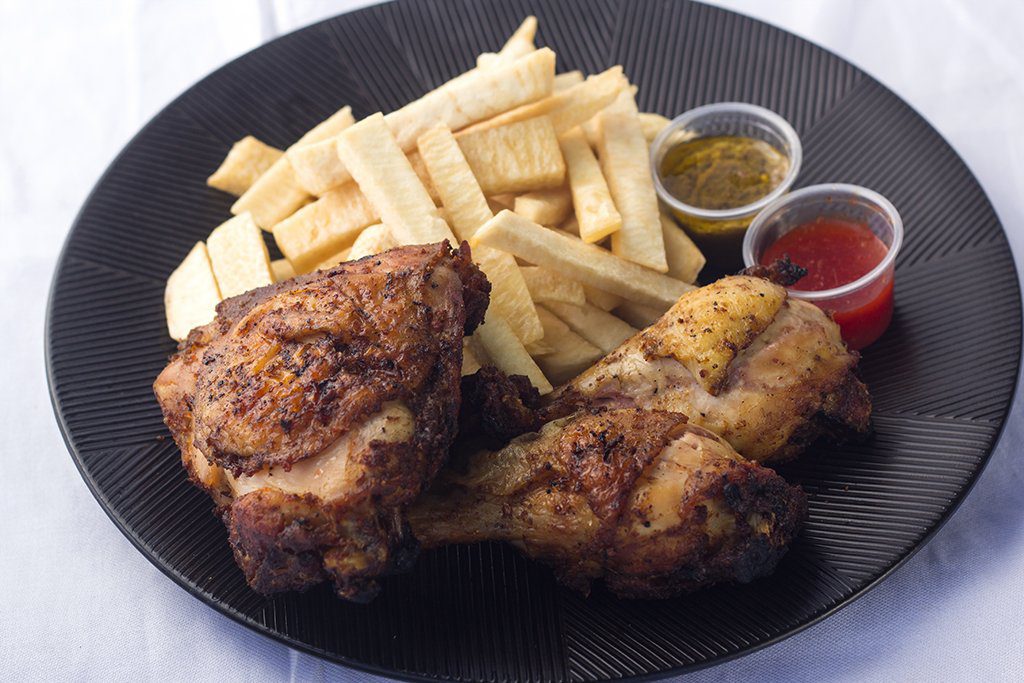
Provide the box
[154,242,489,600]
[553,274,871,462]
[409,408,806,598]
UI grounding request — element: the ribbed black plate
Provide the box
[46,1,1021,680]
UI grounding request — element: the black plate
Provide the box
[45,1,1021,680]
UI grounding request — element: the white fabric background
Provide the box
[2,1,1022,680]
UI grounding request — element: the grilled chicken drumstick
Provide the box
[409,408,806,598]
[552,270,871,462]
[154,242,489,600]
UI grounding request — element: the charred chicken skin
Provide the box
[153,242,489,600]
[409,408,806,598]
[553,272,871,462]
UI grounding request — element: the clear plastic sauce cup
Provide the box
[651,102,802,271]
[742,183,903,350]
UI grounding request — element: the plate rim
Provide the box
[43,1,1024,679]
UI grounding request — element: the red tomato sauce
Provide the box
[762,218,888,290]
[761,217,893,349]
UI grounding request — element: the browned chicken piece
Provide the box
[154,243,489,600]
[409,408,806,598]
[552,273,871,462]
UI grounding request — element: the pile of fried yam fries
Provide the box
[166,17,706,394]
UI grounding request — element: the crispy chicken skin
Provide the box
[457,366,545,450]
[409,408,806,598]
[154,243,489,600]
[553,275,871,462]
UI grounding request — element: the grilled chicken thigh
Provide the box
[409,408,806,598]
[553,272,871,462]
[154,242,489,600]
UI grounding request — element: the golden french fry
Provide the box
[560,126,622,243]
[270,258,296,282]
[289,49,554,195]
[297,105,358,146]
[597,108,667,272]
[406,151,441,203]
[545,230,628,312]
[660,212,705,283]
[549,68,631,134]
[520,266,586,306]
[476,314,552,394]
[231,106,358,228]
[455,94,558,134]
[206,212,273,298]
[474,248,543,344]
[165,242,221,342]
[582,117,600,149]
[514,187,573,227]
[477,16,537,69]
[544,301,637,354]
[271,182,377,273]
[389,48,555,153]
[607,86,640,115]
[639,112,671,142]
[416,126,494,241]
[287,140,337,195]
[583,285,623,311]
[207,136,283,196]
[417,124,542,344]
[292,145,439,202]
[290,144,438,207]
[288,139,349,196]
[614,300,668,329]
[336,113,453,246]
[347,223,396,261]
[500,16,537,52]
[284,106,359,195]
[472,211,692,307]
[533,306,604,385]
[231,157,309,230]
[462,338,483,376]
[458,116,565,194]
[316,247,352,271]
[465,334,489,365]
[460,67,627,136]
[554,70,584,92]
[582,87,641,147]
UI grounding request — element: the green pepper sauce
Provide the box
[659,136,789,211]
[658,135,791,274]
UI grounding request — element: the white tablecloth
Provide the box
[2,1,1021,680]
